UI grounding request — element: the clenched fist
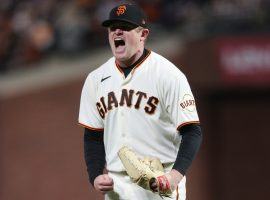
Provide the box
[94,174,114,194]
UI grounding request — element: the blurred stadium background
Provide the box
[0,0,269,199]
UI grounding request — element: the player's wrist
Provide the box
[167,169,184,190]
[170,169,184,179]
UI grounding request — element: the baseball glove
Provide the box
[118,146,173,197]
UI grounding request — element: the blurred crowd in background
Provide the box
[0,0,269,73]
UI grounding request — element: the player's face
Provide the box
[108,22,149,66]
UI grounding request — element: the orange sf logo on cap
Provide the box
[116,5,126,16]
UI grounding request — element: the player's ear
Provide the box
[141,28,149,41]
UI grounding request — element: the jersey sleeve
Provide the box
[163,71,200,131]
[78,74,104,130]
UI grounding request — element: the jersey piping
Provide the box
[115,49,151,75]
[78,122,104,131]
[176,186,179,200]
[176,121,200,131]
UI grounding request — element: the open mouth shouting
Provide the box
[114,37,126,53]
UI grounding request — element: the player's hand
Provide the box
[93,174,114,194]
[150,169,184,192]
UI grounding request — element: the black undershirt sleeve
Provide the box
[84,128,106,186]
[172,124,203,175]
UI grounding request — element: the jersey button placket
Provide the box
[120,108,127,138]
[121,73,133,86]
[120,78,130,139]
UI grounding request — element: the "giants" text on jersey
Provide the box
[96,89,159,119]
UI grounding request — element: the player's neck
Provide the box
[117,49,145,68]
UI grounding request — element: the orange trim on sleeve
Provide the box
[177,121,200,131]
[78,122,104,131]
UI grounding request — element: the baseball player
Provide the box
[79,3,202,200]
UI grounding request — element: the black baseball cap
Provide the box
[102,4,147,28]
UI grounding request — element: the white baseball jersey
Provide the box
[79,50,199,172]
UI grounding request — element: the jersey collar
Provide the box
[115,49,151,76]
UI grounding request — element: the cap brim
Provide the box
[102,19,141,27]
